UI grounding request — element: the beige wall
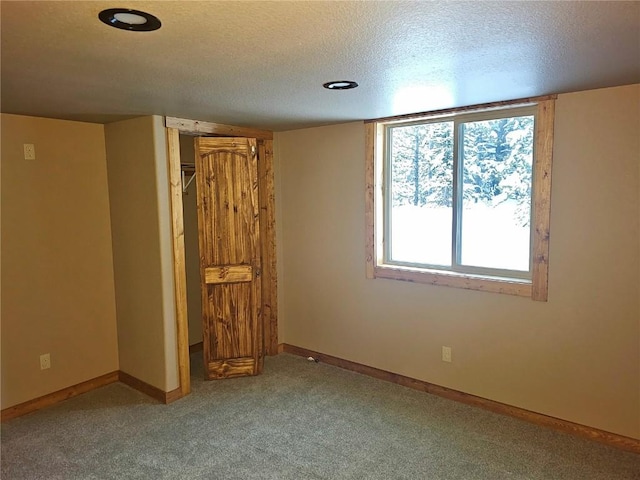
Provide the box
[275,84,640,439]
[179,135,203,346]
[105,116,178,392]
[1,114,119,408]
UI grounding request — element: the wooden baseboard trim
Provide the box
[165,387,184,404]
[189,341,204,354]
[118,371,183,404]
[281,344,640,454]
[2,370,184,421]
[1,371,119,422]
[277,343,285,354]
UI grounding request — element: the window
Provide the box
[365,97,555,300]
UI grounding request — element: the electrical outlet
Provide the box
[442,346,452,363]
[40,353,51,370]
[23,143,36,160]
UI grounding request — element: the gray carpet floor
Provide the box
[1,353,639,479]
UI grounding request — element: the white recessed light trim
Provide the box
[99,8,161,32]
[323,81,359,90]
[113,12,148,25]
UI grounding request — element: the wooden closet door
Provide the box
[194,137,263,379]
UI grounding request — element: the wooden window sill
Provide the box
[372,265,532,297]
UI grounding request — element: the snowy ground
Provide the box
[390,201,530,272]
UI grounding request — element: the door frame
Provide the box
[165,117,278,397]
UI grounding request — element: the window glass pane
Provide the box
[389,122,454,266]
[459,115,534,271]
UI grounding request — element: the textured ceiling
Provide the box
[1,1,639,131]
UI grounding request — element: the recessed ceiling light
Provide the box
[98,8,161,32]
[323,81,359,90]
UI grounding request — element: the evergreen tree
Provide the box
[390,122,453,207]
[389,114,533,226]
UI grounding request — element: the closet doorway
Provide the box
[166,118,278,397]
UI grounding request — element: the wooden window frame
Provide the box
[365,96,556,301]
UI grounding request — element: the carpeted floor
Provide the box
[1,353,639,479]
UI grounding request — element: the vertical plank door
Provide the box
[195,137,263,379]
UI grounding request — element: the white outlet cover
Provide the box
[23,143,36,160]
[40,353,51,369]
[442,346,452,363]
